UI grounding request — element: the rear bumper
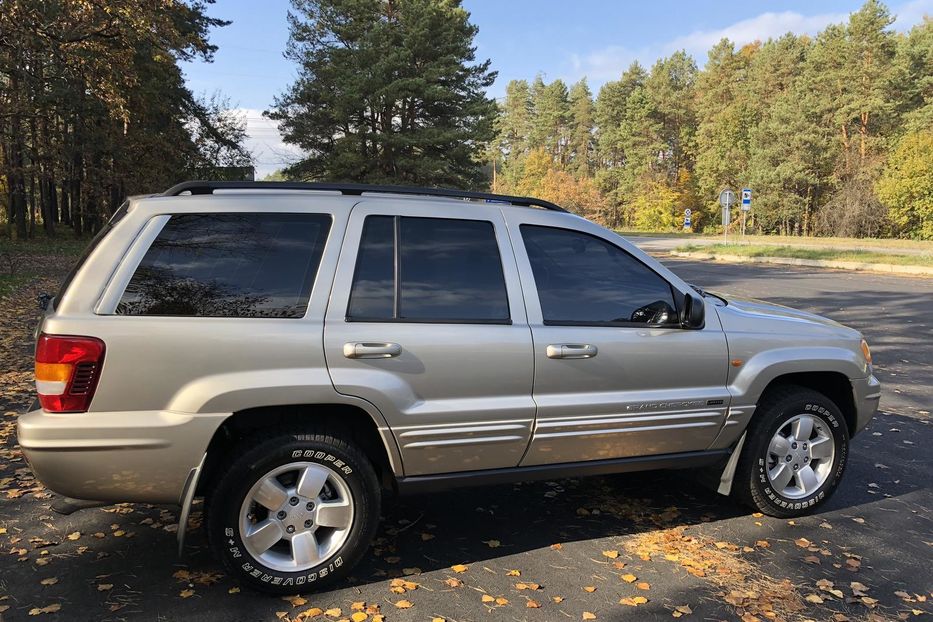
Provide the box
[17,408,227,504]
[852,374,881,435]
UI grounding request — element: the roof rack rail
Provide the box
[161,180,568,213]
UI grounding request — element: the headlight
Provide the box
[860,338,872,364]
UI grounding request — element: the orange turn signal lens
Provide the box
[35,362,72,383]
[860,339,872,364]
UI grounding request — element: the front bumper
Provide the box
[852,374,882,435]
[17,408,227,504]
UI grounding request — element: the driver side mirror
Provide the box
[681,292,705,329]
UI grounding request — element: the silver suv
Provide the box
[19,181,880,594]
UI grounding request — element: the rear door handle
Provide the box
[546,344,598,359]
[343,342,402,359]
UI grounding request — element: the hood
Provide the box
[711,292,859,339]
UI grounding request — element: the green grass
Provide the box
[676,243,933,267]
[0,235,88,298]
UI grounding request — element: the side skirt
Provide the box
[396,449,731,495]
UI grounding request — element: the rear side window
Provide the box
[117,213,331,318]
[521,225,677,325]
[347,215,510,323]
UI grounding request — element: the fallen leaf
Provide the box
[550,543,562,550]
[636,582,650,590]
[395,600,413,609]
[795,538,811,548]
[506,569,521,576]
[583,612,597,620]
[495,597,508,605]
[803,555,821,564]
[421,533,435,541]
[482,595,495,603]
[583,586,597,593]
[180,589,195,598]
[350,612,367,622]
[483,539,501,548]
[619,596,648,606]
[28,604,62,616]
[65,532,80,541]
[97,583,113,592]
[602,550,619,559]
[299,607,324,618]
[284,595,308,607]
[553,596,564,603]
[444,578,463,588]
[805,594,824,604]
[526,599,541,608]
[516,582,540,591]
[228,587,240,594]
[40,578,58,586]
[755,540,770,548]
[621,574,637,583]
[324,608,342,618]
[451,564,468,573]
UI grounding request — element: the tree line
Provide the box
[490,1,932,239]
[0,0,251,240]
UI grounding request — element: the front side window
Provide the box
[521,225,678,326]
[347,215,510,323]
[117,213,331,318]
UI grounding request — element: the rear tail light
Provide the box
[35,334,105,413]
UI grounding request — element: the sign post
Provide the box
[683,208,692,231]
[741,188,752,238]
[718,188,736,242]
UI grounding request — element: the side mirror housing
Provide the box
[681,292,705,329]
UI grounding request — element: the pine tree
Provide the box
[268,0,497,188]
[567,79,595,175]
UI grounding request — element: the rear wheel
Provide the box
[733,386,849,518]
[207,430,380,594]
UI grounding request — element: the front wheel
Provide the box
[207,430,381,594]
[733,386,849,518]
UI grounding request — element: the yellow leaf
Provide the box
[66,532,80,541]
[113,530,125,537]
[526,599,541,608]
[40,578,58,586]
[483,539,501,548]
[620,596,648,606]
[351,612,368,622]
[299,607,324,618]
[553,596,564,603]
[351,601,365,610]
[506,569,521,576]
[451,564,468,573]
[284,595,308,607]
[583,612,597,620]
[583,586,597,593]
[324,608,342,618]
[28,604,62,616]
[795,538,811,548]
[495,597,509,605]
[805,594,824,604]
[433,618,446,622]
[97,584,113,591]
[394,600,413,609]
[602,550,619,559]
[180,589,195,598]
[674,604,693,615]
[550,543,562,550]
[636,582,650,591]
[517,582,540,590]
[444,578,463,588]
[482,595,495,603]
[621,574,637,583]
[228,587,240,594]
[755,540,770,548]
[0,528,6,534]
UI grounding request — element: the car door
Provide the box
[505,211,731,466]
[323,200,535,476]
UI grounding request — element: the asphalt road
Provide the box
[0,259,930,622]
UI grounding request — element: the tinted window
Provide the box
[347,216,510,322]
[521,225,677,325]
[117,213,331,318]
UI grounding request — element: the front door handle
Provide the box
[343,342,402,359]
[546,344,598,359]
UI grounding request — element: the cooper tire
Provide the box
[207,429,380,594]
[733,386,849,518]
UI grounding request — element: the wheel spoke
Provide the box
[797,465,819,494]
[291,531,321,567]
[769,462,794,491]
[809,436,833,460]
[792,416,814,442]
[316,499,352,530]
[769,434,791,457]
[245,519,284,554]
[296,465,329,499]
[254,477,289,511]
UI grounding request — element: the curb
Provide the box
[669,251,933,277]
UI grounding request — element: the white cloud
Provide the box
[567,1,930,87]
[232,108,304,179]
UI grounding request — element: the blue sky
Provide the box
[181,0,932,177]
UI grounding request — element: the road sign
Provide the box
[741,188,752,212]
[719,189,736,209]
[684,208,692,217]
